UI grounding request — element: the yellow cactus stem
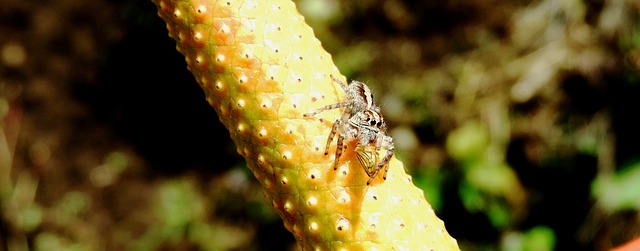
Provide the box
[151,0,460,249]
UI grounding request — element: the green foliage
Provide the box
[35,232,91,251]
[18,203,42,232]
[446,121,489,165]
[448,121,524,229]
[501,226,556,251]
[466,162,519,198]
[53,191,91,224]
[592,161,640,212]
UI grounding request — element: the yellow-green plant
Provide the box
[151,0,459,249]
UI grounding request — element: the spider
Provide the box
[304,75,395,185]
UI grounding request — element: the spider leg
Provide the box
[324,119,340,155]
[366,173,377,185]
[303,102,349,117]
[333,133,346,170]
[377,138,395,181]
[366,138,394,185]
[330,74,349,91]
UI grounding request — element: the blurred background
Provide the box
[1,0,639,250]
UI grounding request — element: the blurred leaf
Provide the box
[35,232,90,251]
[575,131,598,156]
[298,0,340,24]
[105,151,129,173]
[592,161,640,212]
[156,179,204,239]
[501,230,524,251]
[460,182,486,212]
[334,41,376,77]
[446,121,489,165]
[524,226,556,251]
[128,227,163,251]
[487,202,510,229]
[467,162,519,197]
[53,191,91,223]
[189,221,254,251]
[500,226,555,251]
[18,203,42,232]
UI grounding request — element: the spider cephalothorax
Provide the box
[304,75,395,185]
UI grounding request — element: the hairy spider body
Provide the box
[304,75,395,185]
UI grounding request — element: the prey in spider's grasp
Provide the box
[304,75,395,185]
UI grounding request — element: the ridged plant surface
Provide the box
[152,0,460,249]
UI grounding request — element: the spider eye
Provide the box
[370,120,376,126]
[377,121,383,127]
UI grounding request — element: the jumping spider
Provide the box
[304,75,395,185]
